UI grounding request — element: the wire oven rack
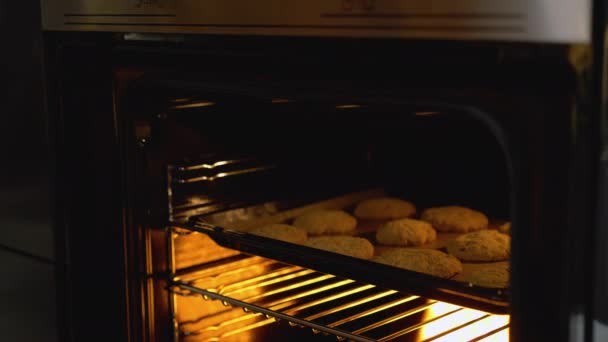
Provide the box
[171,256,509,341]
[167,158,510,340]
[167,179,510,314]
[175,217,509,314]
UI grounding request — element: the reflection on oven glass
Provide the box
[171,101,216,109]
[170,97,191,103]
[271,98,291,103]
[335,104,361,109]
[415,111,440,116]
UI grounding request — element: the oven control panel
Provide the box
[41,0,591,43]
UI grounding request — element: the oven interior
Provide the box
[123,68,514,341]
[74,33,591,342]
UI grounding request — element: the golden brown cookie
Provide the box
[293,210,357,235]
[354,197,416,220]
[498,222,511,234]
[372,248,462,278]
[420,206,488,233]
[304,236,374,259]
[376,218,437,246]
[250,224,308,244]
[467,266,510,288]
[447,230,510,262]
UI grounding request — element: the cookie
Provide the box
[293,210,357,235]
[354,197,416,220]
[250,224,308,244]
[304,236,374,259]
[447,230,510,262]
[420,206,488,233]
[498,222,511,234]
[373,248,462,278]
[467,266,510,288]
[376,218,437,246]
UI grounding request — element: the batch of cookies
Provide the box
[250,197,511,289]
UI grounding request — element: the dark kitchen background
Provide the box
[0,1,57,341]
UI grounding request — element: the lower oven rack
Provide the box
[173,217,510,314]
[171,256,509,342]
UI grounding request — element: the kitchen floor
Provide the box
[0,177,57,341]
[0,248,57,342]
[0,165,57,342]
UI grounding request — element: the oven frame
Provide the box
[44,17,606,341]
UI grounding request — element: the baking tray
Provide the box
[173,189,510,314]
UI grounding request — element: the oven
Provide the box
[42,1,607,341]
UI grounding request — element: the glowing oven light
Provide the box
[419,302,510,341]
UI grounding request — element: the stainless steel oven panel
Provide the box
[41,0,590,43]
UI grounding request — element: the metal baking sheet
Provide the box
[173,189,510,314]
